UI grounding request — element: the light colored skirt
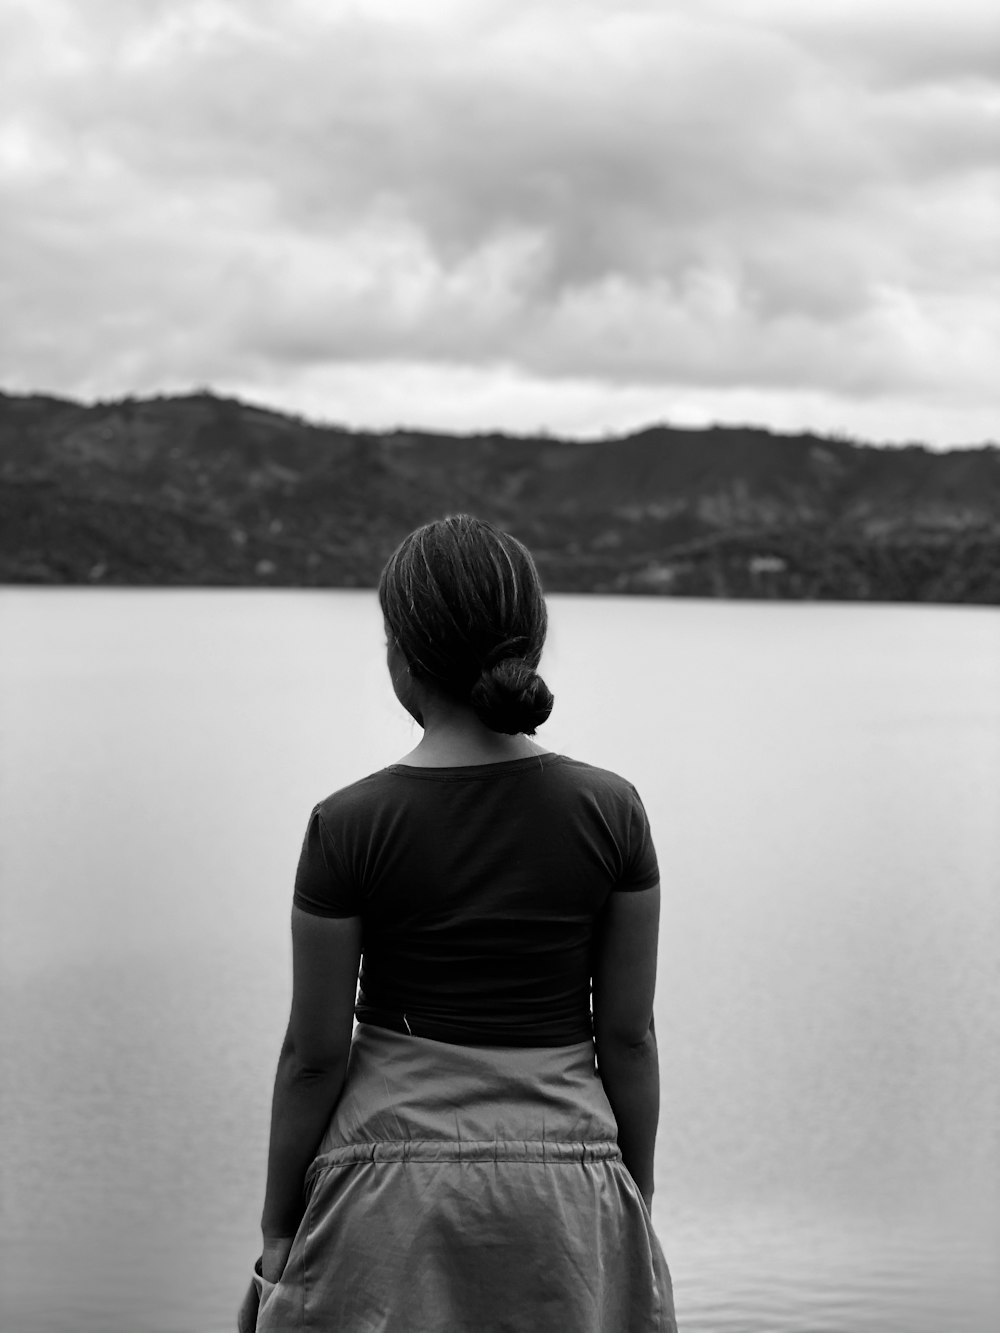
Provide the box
[250,1024,677,1332]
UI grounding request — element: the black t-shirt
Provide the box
[293,753,659,1046]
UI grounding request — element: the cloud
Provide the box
[1,0,997,442]
[745,0,1000,89]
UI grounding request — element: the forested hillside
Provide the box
[2,390,998,602]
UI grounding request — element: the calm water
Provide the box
[1,589,998,1333]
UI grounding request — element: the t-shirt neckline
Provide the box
[386,752,563,779]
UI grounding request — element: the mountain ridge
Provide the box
[2,389,998,601]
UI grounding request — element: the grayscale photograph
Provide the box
[1,3,997,1331]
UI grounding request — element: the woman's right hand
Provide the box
[262,1235,294,1284]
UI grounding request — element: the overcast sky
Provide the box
[2,0,998,446]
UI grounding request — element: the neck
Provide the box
[398,697,545,768]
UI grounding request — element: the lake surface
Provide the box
[1,589,998,1333]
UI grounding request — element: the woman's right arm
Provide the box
[260,908,362,1268]
[592,885,661,1210]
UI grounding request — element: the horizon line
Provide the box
[2,383,996,455]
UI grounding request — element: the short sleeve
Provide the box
[292,806,362,918]
[615,785,660,892]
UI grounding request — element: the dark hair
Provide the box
[378,515,554,735]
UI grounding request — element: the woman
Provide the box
[240,515,678,1332]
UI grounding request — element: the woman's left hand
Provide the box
[262,1234,294,1284]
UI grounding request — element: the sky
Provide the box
[1,0,998,448]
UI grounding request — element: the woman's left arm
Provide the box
[260,907,362,1272]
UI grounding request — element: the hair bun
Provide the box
[470,658,554,736]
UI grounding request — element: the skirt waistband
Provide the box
[308,1137,621,1184]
